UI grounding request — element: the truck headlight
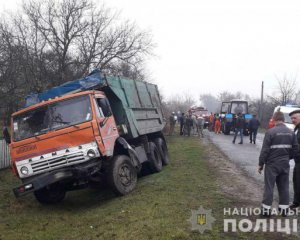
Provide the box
[20,166,29,176]
[87,149,96,158]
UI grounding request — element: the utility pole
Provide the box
[260,81,264,122]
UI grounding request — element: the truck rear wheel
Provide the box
[154,138,169,165]
[108,155,137,196]
[148,142,163,172]
[34,183,66,204]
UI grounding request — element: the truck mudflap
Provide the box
[13,171,74,198]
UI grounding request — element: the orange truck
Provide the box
[2,70,168,204]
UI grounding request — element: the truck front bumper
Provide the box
[13,170,73,198]
[13,159,101,198]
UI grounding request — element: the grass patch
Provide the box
[0,136,294,239]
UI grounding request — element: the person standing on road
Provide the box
[214,116,221,134]
[209,113,214,132]
[258,111,298,217]
[249,114,260,144]
[192,114,197,135]
[197,115,205,138]
[232,113,245,144]
[289,110,300,210]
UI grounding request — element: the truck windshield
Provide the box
[13,95,92,141]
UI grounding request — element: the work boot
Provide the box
[278,208,288,217]
[260,208,271,218]
[289,203,299,209]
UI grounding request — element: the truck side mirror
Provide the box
[3,127,11,144]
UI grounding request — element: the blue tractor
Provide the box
[220,100,252,135]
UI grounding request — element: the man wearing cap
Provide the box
[289,109,300,209]
[258,111,298,217]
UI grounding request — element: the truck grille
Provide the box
[30,152,85,173]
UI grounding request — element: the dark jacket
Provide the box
[179,116,185,125]
[259,123,298,167]
[249,118,260,130]
[294,124,300,163]
[234,116,245,129]
[185,117,193,127]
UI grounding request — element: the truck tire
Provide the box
[108,155,137,196]
[34,183,66,204]
[148,142,163,172]
[154,138,169,165]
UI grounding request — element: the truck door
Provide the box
[94,97,119,156]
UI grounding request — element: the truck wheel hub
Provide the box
[118,165,132,185]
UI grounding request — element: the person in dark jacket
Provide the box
[249,114,260,144]
[184,113,193,136]
[258,111,298,217]
[289,109,300,209]
[232,113,245,144]
[179,113,185,136]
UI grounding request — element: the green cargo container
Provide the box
[101,76,165,139]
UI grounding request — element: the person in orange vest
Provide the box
[209,113,214,132]
[215,115,221,134]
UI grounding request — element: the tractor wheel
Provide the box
[224,123,231,135]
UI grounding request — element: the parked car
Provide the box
[268,105,300,130]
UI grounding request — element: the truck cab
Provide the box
[5,71,168,204]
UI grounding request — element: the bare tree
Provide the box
[217,91,250,102]
[0,0,154,124]
[268,73,298,105]
[199,94,220,113]
[164,93,196,116]
[22,0,153,84]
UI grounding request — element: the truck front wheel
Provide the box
[108,155,137,196]
[34,183,66,204]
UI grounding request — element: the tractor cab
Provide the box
[220,100,252,135]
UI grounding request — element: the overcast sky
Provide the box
[1,0,300,102]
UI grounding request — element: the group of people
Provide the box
[208,112,261,144]
[168,112,205,137]
[209,113,222,134]
[259,110,300,217]
[169,108,300,217]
